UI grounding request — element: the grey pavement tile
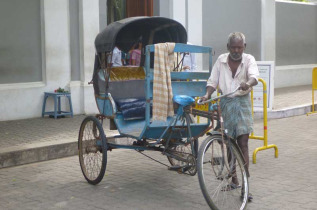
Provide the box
[0,115,86,148]
[274,85,312,110]
[0,114,317,209]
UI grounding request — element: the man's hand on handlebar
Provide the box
[197,95,208,105]
[200,95,209,102]
[199,86,216,102]
[240,78,258,91]
[198,86,216,104]
[239,82,251,91]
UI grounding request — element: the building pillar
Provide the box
[79,0,100,114]
[187,0,203,70]
[159,0,204,71]
[43,0,71,89]
[171,0,186,28]
[187,0,202,45]
[261,0,276,61]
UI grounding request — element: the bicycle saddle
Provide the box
[173,95,195,106]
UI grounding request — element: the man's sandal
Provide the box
[241,193,253,202]
[248,193,253,202]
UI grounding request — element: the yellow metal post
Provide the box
[307,67,317,115]
[250,78,278,163]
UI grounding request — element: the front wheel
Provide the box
[197,135,249,210]
[78,116,107,185]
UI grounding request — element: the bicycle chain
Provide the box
[136,149,196,176]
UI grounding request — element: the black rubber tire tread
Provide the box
[78,116,107,185]
[197,135,248,210]
[92,120,100,139]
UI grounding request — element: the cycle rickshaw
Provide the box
[78,16,249,210]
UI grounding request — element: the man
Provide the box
[109,46,122,67]
[201,32,259,201]
[181,42,197,72]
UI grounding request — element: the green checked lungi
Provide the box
[220,94,253,139]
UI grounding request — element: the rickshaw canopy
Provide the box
[95,16,187,53]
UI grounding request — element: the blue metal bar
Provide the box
[147,70,210,80]
[147,43,211,53]
[58,96,61,113]
[209,47,213,74]
[146,81,207,98]
[107,143,163,151]
[54,95,58,119]
[138,45,152,139]
[149,115,178,146]
[138,43,213,140]
[145,46,151,127]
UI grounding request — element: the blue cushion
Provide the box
[116,98,149,120]
[173,95,195,106]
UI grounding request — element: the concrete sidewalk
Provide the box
[255,85,316,118]
[0,112,316,210]
[0,85,315,169]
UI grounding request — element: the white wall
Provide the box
[187,0,203,71]
[79,0,100,115]
[171,0,316,90]
[202,0,262,64]
[0,0,71,121]
[0,0,100,121]
[275,1,317,88]
[0,0,42,84]
[1,0,316,121]
[159,0,203,71]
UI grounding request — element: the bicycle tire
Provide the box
[197,135,249,210]
[78,116,107,185]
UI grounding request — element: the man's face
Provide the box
[227,38,245,61]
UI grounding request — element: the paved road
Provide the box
[0,114,316,210]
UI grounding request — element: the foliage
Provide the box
[107,0,126,24]
[54,87,69,93]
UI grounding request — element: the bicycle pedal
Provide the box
[168,165,182,170]
[182,165,191,172]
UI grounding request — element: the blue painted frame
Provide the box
[109,43,213,142]
[140,43,212,140]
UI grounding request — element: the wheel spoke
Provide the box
[78,116,107,185]
[197,136,248,210]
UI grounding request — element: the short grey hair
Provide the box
[227,32,246,45]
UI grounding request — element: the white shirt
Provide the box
[111,47,122,67]
[182,52,197,72]
[207,53,259,97]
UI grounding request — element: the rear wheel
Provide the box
[197,135,249,210]
[78,116,107,185]
[92,121,100,139]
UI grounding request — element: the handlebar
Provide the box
[197,86,240,105]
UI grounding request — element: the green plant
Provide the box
[54,87,69,93]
